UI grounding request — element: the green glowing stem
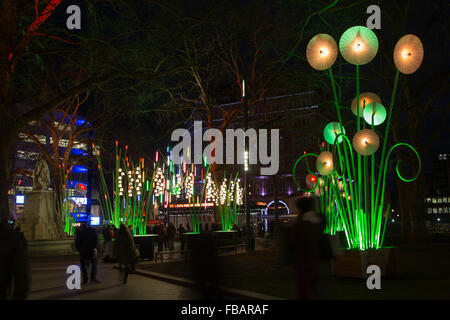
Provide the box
[334,136,358,237]
[370,154,376,246]
[328,68,344,131]
[379,203,390,249]
[356,65,363,216]
[374,69,400,222]
[329,175,351,247]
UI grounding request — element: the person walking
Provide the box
[102,225,113,262]
[156,224,164,252]
[162,223,169,250]
[75,222,100,284]
[0,222,29,299]
[178,224,186,251]
[113,224,138,284]
[291,197,327,299]
[167,223,176,251]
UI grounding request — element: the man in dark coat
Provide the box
[167,223,176,251]
[75,222,99,284]
[0,222,29,299]
[291,197,324,299]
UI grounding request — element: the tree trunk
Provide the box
[0,128,13,223]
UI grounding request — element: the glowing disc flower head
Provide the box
[351,92,381,117]
[306,34,338,70]
[324,122,346,145]
[363,102,386,126]
[339,26,378,65]
[352,129,380,156]
[316,151,334,176]
[394,34,424,74]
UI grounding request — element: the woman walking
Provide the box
[113,224,137,284]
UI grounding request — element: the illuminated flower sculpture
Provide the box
[393,34,424,74]
[339,26,378,65]
[293,27,422,250]
[352,129,380,156]
[306,34,338,70]
[350,92,381,117]
[324,122,346,144]
[363,102,386,126]
[316,151,334,175]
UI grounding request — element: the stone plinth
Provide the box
[27,239,76,257]
[20,190,64,241]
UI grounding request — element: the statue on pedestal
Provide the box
[32,157,51,191]
[20,157,64,240]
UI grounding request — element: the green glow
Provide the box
[324,122,345,144]
[363,102,386,126]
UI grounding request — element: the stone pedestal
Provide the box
[20,190,64,240]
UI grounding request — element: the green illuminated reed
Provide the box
[214,171,242,231]
[96,141,154,235]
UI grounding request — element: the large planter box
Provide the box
[181,232,202,250]
[212,230,239,246]
[332,247,398,278]
[133,234,158,261]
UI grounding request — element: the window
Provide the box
[268,183,273,194]
[433,208,438,214]
[432,198,437,204]
[444,207,449,214]
[254,183,260,195]
[438,207,443,214]
[444,197,448,203]
[438,198,443,204]
[426,198,432,203]
[427,208,432,214]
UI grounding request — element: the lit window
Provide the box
[438,207,443,214]
[444,197,448,203]
[426,198,431,203]
[433,208,438,214]
[432,198,437,204]
[427,208,432,214]
[444,208,449,214]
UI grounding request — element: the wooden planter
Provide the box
[332,247,398,278]
[133,234,158,261]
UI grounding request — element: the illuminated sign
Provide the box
[168,203,215,208]
[69,197,87,205]
[16,195,25,204]
[90,216,100,226]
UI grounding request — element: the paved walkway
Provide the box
[28,255,198,300]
